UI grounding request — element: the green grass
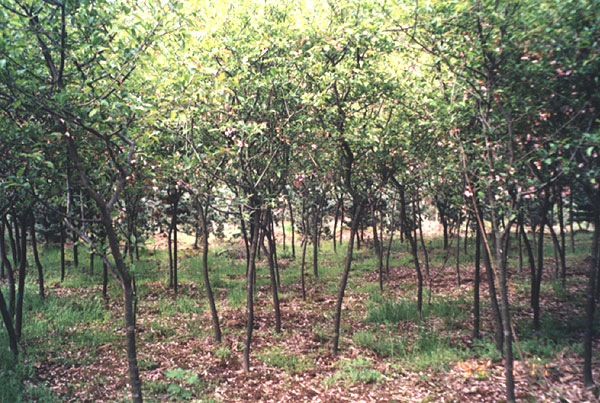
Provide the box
[325,355,382,386]
[257,346,313,374]
[0,229,596,401]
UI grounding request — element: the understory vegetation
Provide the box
[1,230,598,401]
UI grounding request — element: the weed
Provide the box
[325,356,382,386]
[258,347,312,373]
[353,330,405,358]
[164,368,201,400]
[214,345,231,360]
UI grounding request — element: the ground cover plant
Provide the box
[0,229,599,402]
[1,0,599,402]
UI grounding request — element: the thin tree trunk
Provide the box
[534,214,546,331]
[312,205,319,278]
[483,245,504,352]
[473,224,481,340]
[548,222,566,288]
[332,199,364,354]
[199,202,222,343]
[31,212,45,300]
[371,201,384,292]
[239,204,250,274]
[456,215,462,286]
[417,199,430,279]
[281,204,286,251]
[102,260,108,299]
[300,238,307,301]
[60,221,66,282]
[583,216,599,387]
[0,286,18,358]
[167,225,173,287]
[333,197,341,253]
[269,215,281,290]
[15,213,28,339]
[287,195,295,259]
[0,218,16,319]
[496,238,516,403]
[558,190,567,288]
[243,209,261,372]
[569,190,575,253]
[339,196,344,246]
[172,198,179,296]
[265,211,281,333]
[400,188,423,313]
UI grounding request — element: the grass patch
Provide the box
[325,355,382,386]
[258,346,313,373]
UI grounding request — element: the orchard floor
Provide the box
[2,232,600,402]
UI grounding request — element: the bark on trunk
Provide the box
[15,213,28,339]
[312,205,319,278]
[199,203,222,343]
[473,224,481,340]
[300,238,307,301]
[31,212,45,299]
[0,286,18,358]
[332,199,364,354]
[265,211,281,333]
[287,196,295,259]
[583,216,599,387]
[243,210,261,372]
[1,218,16,317]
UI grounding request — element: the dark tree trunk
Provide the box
[102,260,108,299]
[265,211,281,333]
[370,201,384,292]
[496,234,516,403]
[534,211,547,331]
[239,204,250,274]
[243,209,261,372]
[15,213,28,339]
[584,217,599,387]
[167,225,173,288]
[558,190,567,288]
[60,221,66,282]
[287,195,295,259]
[520,223,536,312]
[441,212,449,250]
[171,196,180,296]
[473,224,481,340]
[416,199,430,279]
[300,238,307,301]
[569,190,575,253]
[385,198,396,276]
[339,196,344,246]
[483,245,504,352]
[548,222,566,288]
[66,138,142,402]
[518,217,523,273]
[269,215,281,290]
[400,187,423,313]
[332,199,364,354]
[312,205,319,278]
[456,214,462,286]
[11,215,21,268]
[333,197,341,253]
[199,202,222,344]
[0,218,16,319]
[30,212,45,300]
[0,286,17,358]
[281,204,286,251]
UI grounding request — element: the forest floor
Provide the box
[1,230,600,402]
